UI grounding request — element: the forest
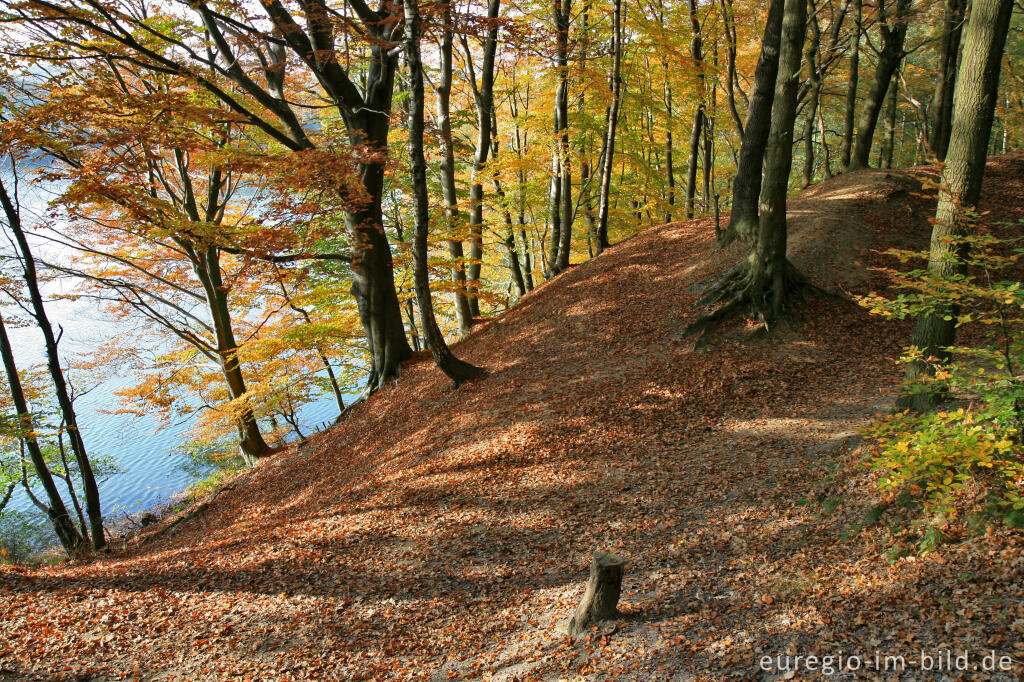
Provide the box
[0,0,1023,677]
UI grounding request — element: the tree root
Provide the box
[683,258,829,340]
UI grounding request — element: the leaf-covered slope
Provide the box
[3,156,1024,681]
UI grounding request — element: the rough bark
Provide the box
[849,0,912,170]
[403,0,484,387]
[901,0,1015,410]
[716,0,785,247]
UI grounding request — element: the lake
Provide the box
[5,299,355,520]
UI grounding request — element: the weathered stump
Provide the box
[567,552,625,636]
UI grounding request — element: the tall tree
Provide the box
[840,0,863,169]
[0,177,105,550]
[464,0,502,310]
[849,0,913,169]
[0,311,86,554]
[12,0,413,392]
[688,0,810,332]
[929,0,967,161]
[716,0,785,247]
[435,3,474,336]
[595,0,623,255]
[684,0,708,219]
[403,0,484,386]
[901,0,1016,409]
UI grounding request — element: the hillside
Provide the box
[3,156,1024,680]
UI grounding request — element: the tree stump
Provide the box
[567,552,625,636]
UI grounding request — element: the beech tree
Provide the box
[901,0,1016,409]
[0,175,106,551]
[403,0,483,386]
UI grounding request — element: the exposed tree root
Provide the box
[683,257,828,341]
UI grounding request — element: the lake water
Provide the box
[5,300,355,520]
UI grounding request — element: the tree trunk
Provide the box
[1,179,106,551]
[881,68,899,168]
[901,0,1014,410]
[929,0,967,161]
[755,0,808,320]
[546,147,562,274]
[465,0,502,316]
[840,0,862,169]
[567,552,625,637]
[802,0,822,188]
[686,0,809,335]
[595,0,622,255]
[194,247,271,461]
[684,0,706,219]
[435,4,473,335]
[717,0,785,247]
[550,0,573,274]
[849,0,912,170]
[0,311,86,554]
[403,0,483,387]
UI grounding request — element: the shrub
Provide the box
[859,230,1024,545]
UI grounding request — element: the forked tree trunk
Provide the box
[1,179,106,551]
[686,0,809,335]
[849,0,912,169]
[901,0,1015,410]
[0,312,86,554]
[717,0,785,247]
[403,0,484,387]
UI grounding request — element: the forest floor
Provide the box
[4,156,1024,681]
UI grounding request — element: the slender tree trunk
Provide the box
[0,312,86,554]
[717,0,785,247]
[802,0,822,188]
[0,179,105,550]
[403,0,483,386]
[595,0,622,254]
[191,247,271,461]
[549,0,573,273]
[841,0,862,169]
[929,0,967,161]
[881,68,899,168]
[719,0,746,138]
[849,0,912,169]
[901,0,1015,409]
[684,0,706,219]
[465,0,502,316]
[546,147,562,274]
[435,4,473,335]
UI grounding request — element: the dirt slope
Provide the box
[3,156,1024,681]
